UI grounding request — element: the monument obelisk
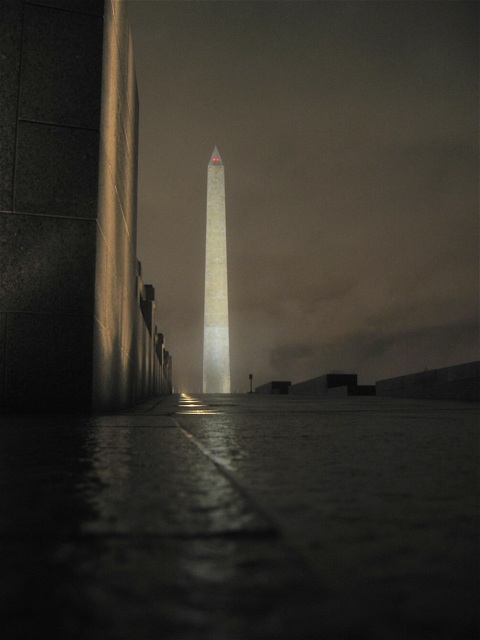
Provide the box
[203,146,231,393]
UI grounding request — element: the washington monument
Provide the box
[203,146,231,393]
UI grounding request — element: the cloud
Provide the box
[128,0,479,392]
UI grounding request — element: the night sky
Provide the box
[126,0,478,393]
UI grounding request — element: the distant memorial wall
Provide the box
[289,374,365,396]
[0,0,171,412]
[376,362,480,402]
[255,381,291,395]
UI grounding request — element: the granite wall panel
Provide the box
[94,162,136,360]
[112,222,136,354]
[112,76,136,244]
[91,0,143,411]
[0,214,96,314]
[91,321,135,412]
[0,0,23,211]
[99,0,137,244]
[133,306,153,402]
[93,226,109,331]
[4,312,93,411]
[111,0,131,100]
[14,121,100,217]
[1,0,168,412]
[113,121,130,228]
[119,253,137,356]
[131,84,140,251]
[20,4,103,128]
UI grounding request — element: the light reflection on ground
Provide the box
[177,393,224,415]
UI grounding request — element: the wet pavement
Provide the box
[1,393,478,639]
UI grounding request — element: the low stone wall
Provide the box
[289,374,358,396]
[376,362,480,402]
[134,269,172,402]
[255,381,291,395]
[327,385,376,397]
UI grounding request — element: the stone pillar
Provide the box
[92,0,140,411]
[0,0,141,412]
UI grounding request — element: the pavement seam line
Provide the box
[171,418,330,584]
[172,418,347,583]
[169,417,280,537]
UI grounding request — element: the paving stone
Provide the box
[0,536,329,640]
[0,424,271,537]
[177,394,479,639]
[1,394,478,639]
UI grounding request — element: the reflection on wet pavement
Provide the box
[1,394,478,639]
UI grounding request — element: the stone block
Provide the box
[133,308,154,402]
[255,381,291,394]
[92,320,135,412]
[354,384,376,396]
[14,121,100,217]
[113,119,131,225]
[101,1,138,245]
[0,214,97,314]
[0,0,23,211]
[20,4,103,128]
[95,242,134,340]
[131,84,140,250]
[96,160,119,245]
[327,384,376,397]
[95,164,136,345]
[99,5,137,244]
[326,385,350,397]
[93,226,109,330]
[109,0,131,99]
[3,312,93,412]
[125,33,138,147]
[290,373,358,396]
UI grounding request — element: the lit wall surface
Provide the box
[0,0,163,412]
[92,0,140,411]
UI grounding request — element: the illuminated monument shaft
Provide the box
[203,147,230,393]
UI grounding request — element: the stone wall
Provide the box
[326,384,376,397]
[0,0,171,412]
[376,362,480,402]
[255,381,291,395]
[289,374,358,396]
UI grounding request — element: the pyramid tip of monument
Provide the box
[209,146,223,165]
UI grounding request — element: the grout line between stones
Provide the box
[172,416,334,587]
[172,418,292,542]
